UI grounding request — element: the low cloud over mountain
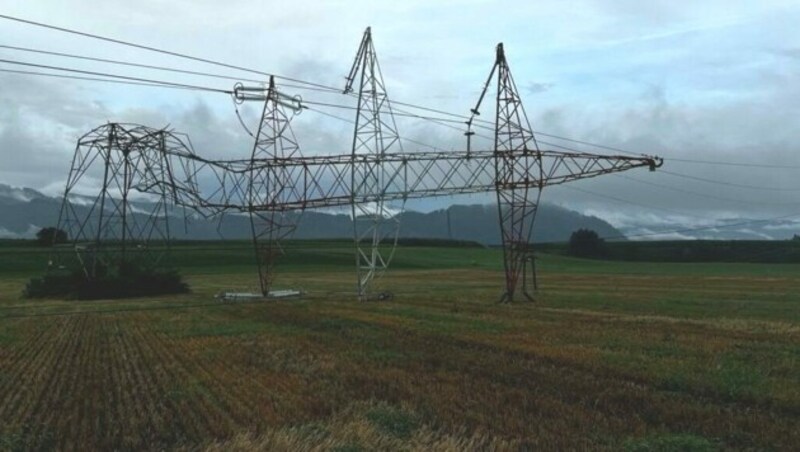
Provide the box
[0,184,622,244]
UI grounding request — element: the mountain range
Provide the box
[0,184,622,244]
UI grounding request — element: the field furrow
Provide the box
[0,316,80,431]
[32,316,96,449]
[131,320,232,444]
[1,247,798,450]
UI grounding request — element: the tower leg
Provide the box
[521,250,536,302]
[250,212,276,296]
[495,187,538,303]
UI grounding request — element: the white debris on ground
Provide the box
[215,289,303,301]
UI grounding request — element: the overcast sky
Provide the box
[1,0,799,235]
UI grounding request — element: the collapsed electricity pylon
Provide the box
[344,27,405,300]
[62,29,663,302]
[55,123,202,277]
[206,31,661,302]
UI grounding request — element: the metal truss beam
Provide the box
[196,149,659,212]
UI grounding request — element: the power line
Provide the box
[0,58,232,94]
[0,43,360,99]
[666,157,800,169]
[558,184,800,240]
[500,128,800,169]
[614,174,800,206]
[238,92,800,199]
[0,13,452,117]
[5,63,796,207]
[0,48,481,144]
[4,13,798,173]
[4,61,776,176]
[520,134,800,169]
[534,132,640,156]
[0,43,266,84]
[0,60,601,159]
[0,13,339,92]
[616,212,800,240]
[0,14,665,159]
[0,67,216,91]
[0,43,353,97]
[5,62,758,174]
[304,105,446,152]
[0,14,270,76]
[559,184,690,217]
[386,98,800,170]
[660,169,800,192]
[306,99,499,153]
[302,98,470,126]
[322,87,796,169]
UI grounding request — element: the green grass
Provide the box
[623,433,718,452]
[365,405,420,438]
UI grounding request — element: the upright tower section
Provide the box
[468,43,543,302]
[494,43,542,302]
[236,76,304,296]
[344,27,405,300]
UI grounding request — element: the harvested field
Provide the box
[0,243,798,450]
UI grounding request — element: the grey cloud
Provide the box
[777,48,800,59]
[0,71,261,197]
[536,73,800,224]
[526,82,554,94]
[2,0,800,240]
[587,0,691,23]
[0,73,111,191]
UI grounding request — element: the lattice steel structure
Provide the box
[55,123,202,277]
[57,29,663,302]
[344,27,405,300]
[479,43,543,301]
[232,76,305,294]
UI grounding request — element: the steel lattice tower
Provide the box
[55,124,201,278]
[242,76,304,295]
[55,29,663,302]
[493,43,543,302]
[344,27,405,300]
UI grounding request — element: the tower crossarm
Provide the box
[195,149,661,212]
[522,149,662,188]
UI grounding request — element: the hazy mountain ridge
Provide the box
[0,184,622,243]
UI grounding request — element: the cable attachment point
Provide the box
[232,82,245,105]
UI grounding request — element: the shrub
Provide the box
[35,227,67,247]
[24,261,189,300]
[568,228,607,258]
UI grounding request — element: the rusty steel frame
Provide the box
[56,29,663,302]
[239,75,304,295]
[198,149,656,211]
[55,123,202,278]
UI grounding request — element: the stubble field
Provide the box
[0,242,798,450]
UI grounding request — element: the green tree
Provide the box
[568,228,606,258]
[36,227,68,246]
